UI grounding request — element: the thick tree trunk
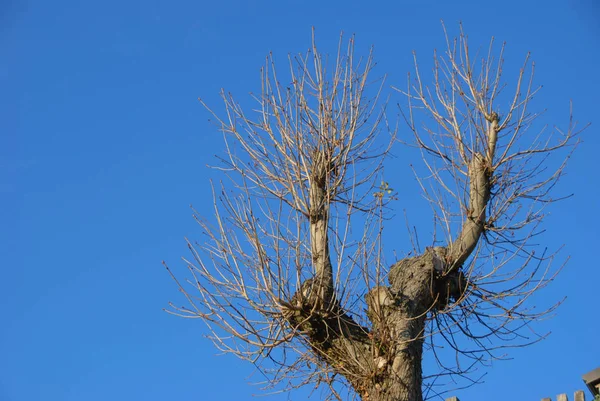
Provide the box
[360,312,425,401]
[286,249,454,401]
[359,250,444,401]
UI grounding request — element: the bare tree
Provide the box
[165,26,584,401]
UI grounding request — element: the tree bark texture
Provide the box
[287,249,468,401]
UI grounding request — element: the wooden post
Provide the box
[574,390,585,401]
[445,397,460,401]
[557,394,568,401]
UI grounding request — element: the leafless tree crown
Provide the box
[165,26,584,401]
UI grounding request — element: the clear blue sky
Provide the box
[3,1,599,400]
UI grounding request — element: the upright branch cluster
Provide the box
[396,25,583,392]
[165,26,583,401]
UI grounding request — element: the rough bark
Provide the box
[285,248,470,401]
[286,257,464,401]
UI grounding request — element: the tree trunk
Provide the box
[358,250,443,401]
[359,313,425,401]
[286,249,460,401]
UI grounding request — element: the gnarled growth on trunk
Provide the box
[165,26,583,401]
